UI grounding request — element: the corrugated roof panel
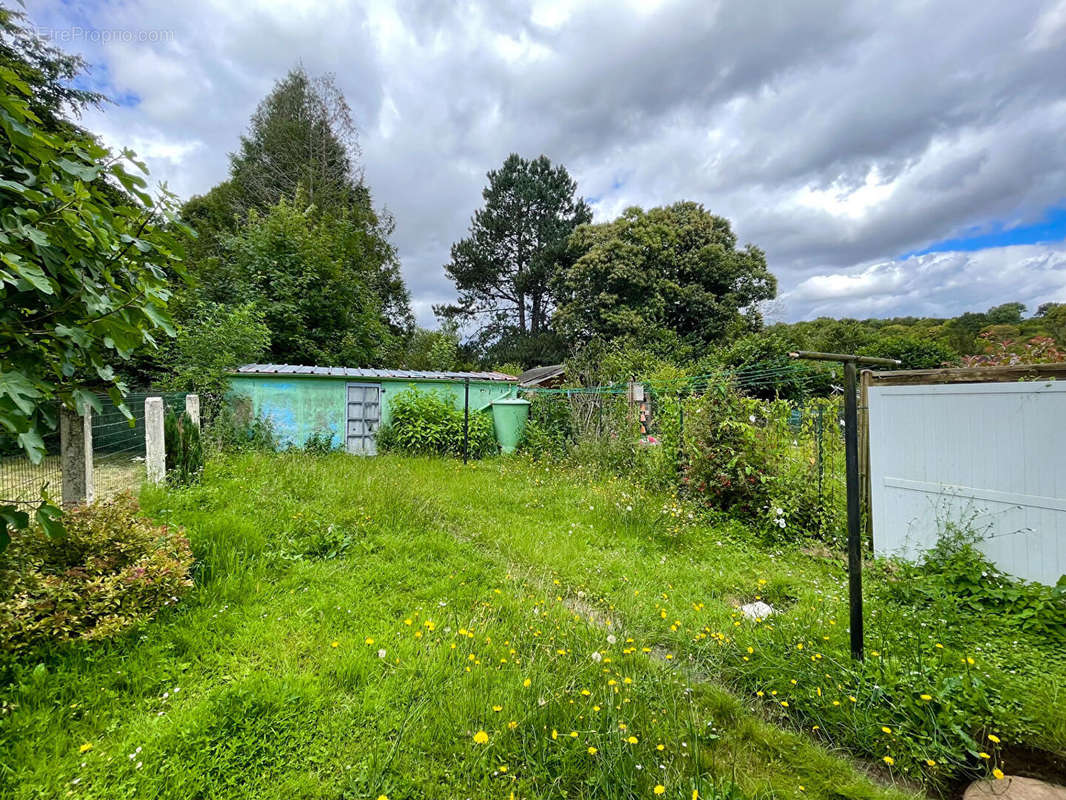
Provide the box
[232,364,518,381]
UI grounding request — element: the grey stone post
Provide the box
[185,394,200,428]
[60,405,93,506]
[145,397,165,485]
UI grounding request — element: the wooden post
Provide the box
[60,405,93,507]
[185,394,200,428]
[145,397,165,484]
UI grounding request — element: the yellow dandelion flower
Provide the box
[331,641,339,648]
[988,734,1000,743]
[498,766,508,773]
[588,746,597,755]
[508,720,518,730]
[365,637,374,645]
[979,752,991,759]
[377,795,389,800]
[920,694,932,701]
[967,656,975,665]
[656,744,665,751]
[473,730,489,744]
[926,759,937,767]
[993,768,1005,780]
[79,743,93,753]
[654,786,666,796]
[493,705,503,712]
[551,729,558,740]
[627,736,638,744]
[693,791,699,800]
[780,701,789,708]
[882,726,892,734]
[569,731,578,738]
[883,756,895,766]
[523,678,531,688]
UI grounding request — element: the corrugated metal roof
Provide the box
[518,363,566,386]
[233,364,518,382]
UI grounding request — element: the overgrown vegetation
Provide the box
[376,387,496,458]
[6,453,1061,798]
[0,494,193,657]
[2,453,918,800]
[164,409,204,486]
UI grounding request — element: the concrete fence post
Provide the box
[60,405,94,507]
[185,394,200,429]
[145,397,165,485]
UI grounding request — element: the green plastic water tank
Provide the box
[491,397,530,454]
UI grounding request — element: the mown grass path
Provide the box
[5,453,1060,799]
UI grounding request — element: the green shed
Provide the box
[228,364,519,454]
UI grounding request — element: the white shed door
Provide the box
[346,383,381,455]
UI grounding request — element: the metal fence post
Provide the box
[60,405,93,507]
[145,397,165,484]
[185,393,200,429]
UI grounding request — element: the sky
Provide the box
[24,0,1066,327]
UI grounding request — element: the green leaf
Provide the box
[35,503,65,539]
[16,428,45,464]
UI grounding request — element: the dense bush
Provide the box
[683,382,775,520]
[164,408,204,485]
[0,495,194,656]
[375,388,496,458]
[517,393,573,457]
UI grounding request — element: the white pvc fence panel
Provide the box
[868,380,1066,585]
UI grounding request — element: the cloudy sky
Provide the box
[25,0,1066,326]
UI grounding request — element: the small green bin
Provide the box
[490,397,530,454]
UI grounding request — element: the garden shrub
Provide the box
[206,401,277,453]
[302,428,339,454]
[0,494,194,656]
[517,393,573,458]
[164,407,204,486]
[880,519,1066,641]
[681,383,844,542]
[375,387,496,458]
[683,381,775,520]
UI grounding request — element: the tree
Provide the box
[0,24,186,545]
[554,202,776,347]
[857,335,957,369]
[986,301,1026,325]
[401,321,461,371]
[229,67,364,215]
[160,301,271,418]
[441,154,591,341]
[219,197,403,367]
[177,66,413,343]
[0,6,105,134]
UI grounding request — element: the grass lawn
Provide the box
[3,453,1063,799]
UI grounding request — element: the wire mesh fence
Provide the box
[0,410,62,507]
[0,391,192,507]
[522,369,851,540]
[92,392,188,500]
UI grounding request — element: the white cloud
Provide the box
[27,0,1066,325]
[781,245,1066,320]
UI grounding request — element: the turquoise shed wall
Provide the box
[228,375,346,448]
[228,374,515,450]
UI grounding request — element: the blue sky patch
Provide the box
[905,204,1066,257]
